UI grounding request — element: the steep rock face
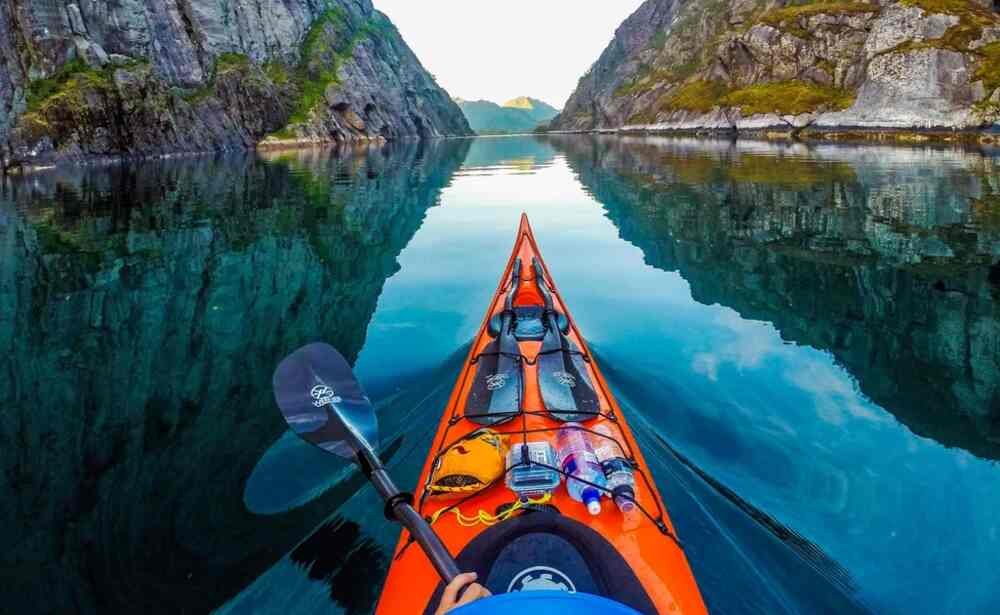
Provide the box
[0,0,470,167]
[0,139,470,613]
[550,134,1000,458]
[552,0,1000,132]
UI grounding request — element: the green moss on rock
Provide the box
[264,61,291,86]
[26,59,110,112]
[654,79,854,118]
[898,0,999,51]
[216,52,251,74]
[721,80,855,116]
[976,42,1000,93]
[756,1,880,39]
[278,7,366,131]
[615,66,674,98]
[661,80,728,113]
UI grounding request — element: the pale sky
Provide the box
[374,0,647,109]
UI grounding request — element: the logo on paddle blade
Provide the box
[310,385,342,407]
[553,370,576,388]
[485,372,509,391]
[507,566,576,593]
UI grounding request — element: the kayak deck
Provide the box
[376,215,707,615]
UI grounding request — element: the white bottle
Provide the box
[594,424,637,513]
[556,423,606,515]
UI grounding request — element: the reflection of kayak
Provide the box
[376,215,707,614]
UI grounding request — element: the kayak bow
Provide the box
[376,214,707,615]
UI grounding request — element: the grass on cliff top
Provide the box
[658,79,855,117]
[756,1,881,39]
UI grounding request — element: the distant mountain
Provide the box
[456,97,560,134]
[502,97,561,124]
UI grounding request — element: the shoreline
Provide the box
[0,134,455,176]
[543,125,1000,147]
[6,127,1000,175]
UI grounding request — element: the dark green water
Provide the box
[2,136,998,615]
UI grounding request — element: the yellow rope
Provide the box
[429,493,553,528]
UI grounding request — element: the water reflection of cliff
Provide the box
[552,135,1000,459]
[0,139,469,614]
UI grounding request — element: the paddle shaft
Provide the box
[355,445,461,583]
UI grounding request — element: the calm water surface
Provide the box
[2,136,999,615]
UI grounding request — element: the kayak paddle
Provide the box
[272,342,461,583]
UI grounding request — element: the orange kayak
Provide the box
[376,214,707,615]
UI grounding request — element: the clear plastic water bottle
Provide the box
[556,423,606,515]
[594,424,637,513]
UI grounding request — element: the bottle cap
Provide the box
[583,488,602,515]
[613,486,636,512]
[616,497,636,513]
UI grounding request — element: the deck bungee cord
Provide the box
[404,412,682,558]
[271,215,708,615]
[406,238,677,545]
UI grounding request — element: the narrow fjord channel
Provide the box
[2,135,998,615]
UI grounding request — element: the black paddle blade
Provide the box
[538,334,601,422]
[465,325,522,425]
[273,343,378,458]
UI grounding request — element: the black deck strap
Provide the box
[470,349,530,365]
[384,492,414,521]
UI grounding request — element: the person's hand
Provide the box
[434,572,492,614]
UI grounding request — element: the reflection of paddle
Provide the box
[465,259,523,425]
[273,343,460,583]
[532,258,601,421]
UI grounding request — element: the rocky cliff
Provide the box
[552,0,1000,133]
[0,0,471,168]
[550,134,1000,458]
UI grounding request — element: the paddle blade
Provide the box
[465,332,522,426]
[538,334,601,422]
[273,343,378,458]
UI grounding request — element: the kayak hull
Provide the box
[376,215,707,615]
